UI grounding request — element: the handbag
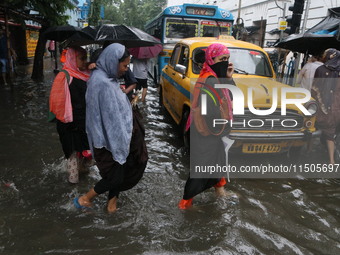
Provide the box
[191,80,231,136]
[48,70,70,122]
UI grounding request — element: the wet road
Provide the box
[0,60,340,254]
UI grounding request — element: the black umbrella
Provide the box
[43,25,83,42]
[63,26,97,46]
[275,33,340,55]
[275,9,340,55]
[95,24,161,47]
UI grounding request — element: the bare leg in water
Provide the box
[141,87,147,102]
[78,189,118,213]
[215,186,227,196]
[327,139,335,164]
[78,188,97,208]
[107,196,118,213]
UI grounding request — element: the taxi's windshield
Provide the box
[192,47,273,77]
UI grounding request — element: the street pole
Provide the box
[301,0,310,34]
[277,2,287,80]
[238,0,241,20]
[236,0,241,40]
[280,3,287,43]
[292,0,310,87]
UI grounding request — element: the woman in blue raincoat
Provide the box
[74,43,147,213]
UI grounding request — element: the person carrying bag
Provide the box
[179,43,235,209]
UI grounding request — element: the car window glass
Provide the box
[191,47,272,76]
[178,46,189,69]
[229,49,272,76]
[169,45,181,67]
[192,48,205,74]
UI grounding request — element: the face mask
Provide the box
[209,61,229,78]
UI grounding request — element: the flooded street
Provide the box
[1,60,340,255]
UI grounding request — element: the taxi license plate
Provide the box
[242,144,281,153]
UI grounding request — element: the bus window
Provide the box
[165,18,198,39]
[202,26,230,37]
[201,21,232,37]
[169,45,181,68]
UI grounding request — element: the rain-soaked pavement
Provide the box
[0,59,340,254]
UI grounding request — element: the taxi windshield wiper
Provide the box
[234,68,249,75]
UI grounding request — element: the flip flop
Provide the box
[73,197,92,210]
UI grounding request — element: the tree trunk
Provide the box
[31,26,48,80]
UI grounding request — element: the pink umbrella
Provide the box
[129,38,162,59]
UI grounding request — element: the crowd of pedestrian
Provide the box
[47,37,340,213]
[294,48,340,164]
[48,41,236,212]
[311,48,340,164]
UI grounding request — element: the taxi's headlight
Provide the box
[304,101,318,116]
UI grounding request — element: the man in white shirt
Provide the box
[297,54,323,91]
[132,58,149,102]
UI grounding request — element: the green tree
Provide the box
[104,3,123,25]
[30,1,74,79]
[103,0,166,30]
[88,0,105,26]
[140,0,166,26]
[2,0,73,79]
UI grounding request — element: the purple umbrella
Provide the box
[129,38,162,59]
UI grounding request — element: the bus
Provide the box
[145,3,234,83]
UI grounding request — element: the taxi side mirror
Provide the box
[174,64,186,75]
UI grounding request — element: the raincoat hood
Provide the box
[86,43,133,164]
[96,43,125,78]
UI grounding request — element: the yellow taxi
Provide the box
[159,36,320,154]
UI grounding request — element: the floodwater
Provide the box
[0,60,340,255]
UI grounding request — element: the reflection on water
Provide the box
[0,60,339,254]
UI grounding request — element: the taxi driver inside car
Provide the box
[198,85,317,129]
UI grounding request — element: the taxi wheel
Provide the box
[180,109,190,148]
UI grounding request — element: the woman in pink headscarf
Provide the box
[179,43,234,209]
[49,46,91,184]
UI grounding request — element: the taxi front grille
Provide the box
[231,109,304,131]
